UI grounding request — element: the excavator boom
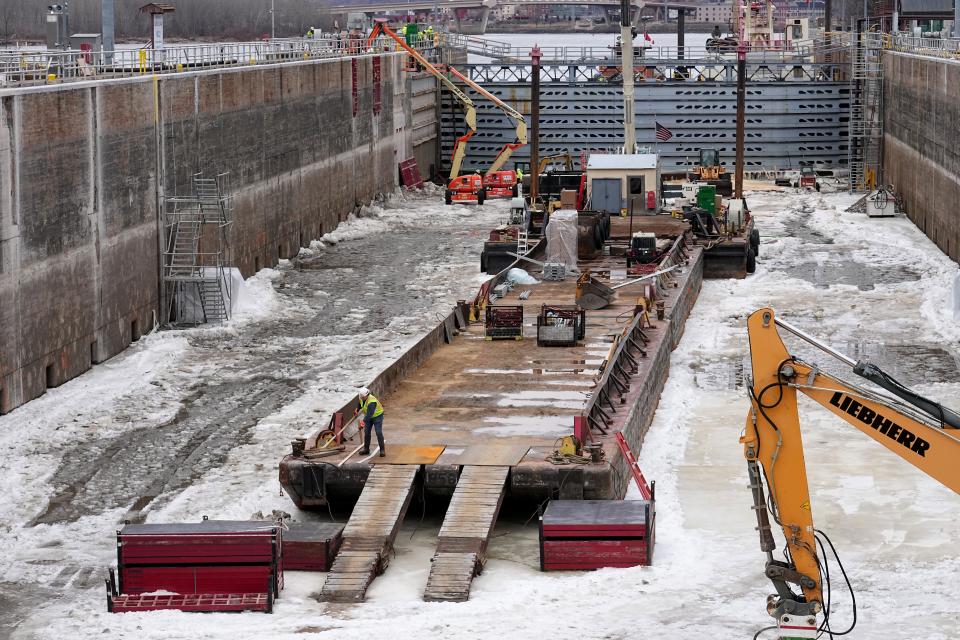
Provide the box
[742,307,960,637]
[366,21,476,179]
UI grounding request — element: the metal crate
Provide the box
[485,305,524,340]
[537,305,585,347]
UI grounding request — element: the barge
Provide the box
[280,215,703,509]
[275,199,723,601]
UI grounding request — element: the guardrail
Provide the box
[580,235,689,437]
[0,37,440,88]
[440,31,512,58]
[469,40,853,64]
[885,33,960,59]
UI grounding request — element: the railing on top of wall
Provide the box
[0,37,443,88]
[885,33,960,59]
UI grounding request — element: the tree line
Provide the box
[0,0,336,44]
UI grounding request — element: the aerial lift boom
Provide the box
[366,21,477,180]
[443,66,528,176]
[742,307,960,638]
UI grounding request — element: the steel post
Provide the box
[735,56,746,198]
[620,0,636,154]
[530,45,541,204]
[677,9,685,60]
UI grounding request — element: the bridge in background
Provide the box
[328,0,699,34]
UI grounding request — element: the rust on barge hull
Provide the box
[279,216,704,510]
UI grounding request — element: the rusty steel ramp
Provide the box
[423,465,509,602]
[319,465,419,602]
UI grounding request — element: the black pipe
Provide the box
[734,56,746,198]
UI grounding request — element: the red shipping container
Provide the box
[540,500,655,571]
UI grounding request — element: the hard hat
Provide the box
[358,387,370,397]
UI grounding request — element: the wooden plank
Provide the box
[423,467,508,602]
[320,465,419,603]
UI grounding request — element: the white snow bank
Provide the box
[230,268,283,323]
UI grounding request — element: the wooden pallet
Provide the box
[423,466,509,602]
[319,465,419,602]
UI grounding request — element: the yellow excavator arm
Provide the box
[742,307,960,638]
[366,21,476,179]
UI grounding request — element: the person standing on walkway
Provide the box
[357,387,386,457]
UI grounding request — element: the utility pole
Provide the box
[271,0,275,39]
[620,0,636,154]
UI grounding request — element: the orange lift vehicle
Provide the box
[741,308,959,639]
[366,21,527,205]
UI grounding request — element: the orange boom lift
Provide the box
[366,21,527,205]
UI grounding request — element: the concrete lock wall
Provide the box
[0,53,433,414]
[883,52,960,262]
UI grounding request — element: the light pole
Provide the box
[270,0,275,39]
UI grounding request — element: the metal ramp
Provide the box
[320,465,419,602]
[423,466,509,602]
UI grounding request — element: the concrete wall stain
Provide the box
[0,53,437,414]
[884,52,960,264]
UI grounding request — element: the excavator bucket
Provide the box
[575,274,616,310]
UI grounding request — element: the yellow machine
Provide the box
[537,152,574,174]
[557,435,580,456]
[742,308,960,639]
[687,148,733,196]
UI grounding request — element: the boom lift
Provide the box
[443,66,528,199]
[365,20,479,201]
[742,308,960,639]
[366,20,527,204]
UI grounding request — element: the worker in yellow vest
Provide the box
[357,387,386,456]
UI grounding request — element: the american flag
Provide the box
[655,122,673,142]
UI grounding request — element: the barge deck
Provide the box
[274,211,737,600]
[281,217,703,509]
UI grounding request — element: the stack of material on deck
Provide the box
[536,304,586,347]
[539,500,655,570]
[107,520,283,613]
[282,522,344,571]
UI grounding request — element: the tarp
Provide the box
[544,209,579,273]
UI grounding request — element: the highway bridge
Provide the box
[328,0,699,34]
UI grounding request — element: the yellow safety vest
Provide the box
[361,393,384,418]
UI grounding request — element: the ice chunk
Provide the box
[506,268,539,285]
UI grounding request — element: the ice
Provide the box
[506,267,540,285]
[476,415,572,437]
[2,188,960,639]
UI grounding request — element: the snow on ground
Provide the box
[3,188,959,639]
